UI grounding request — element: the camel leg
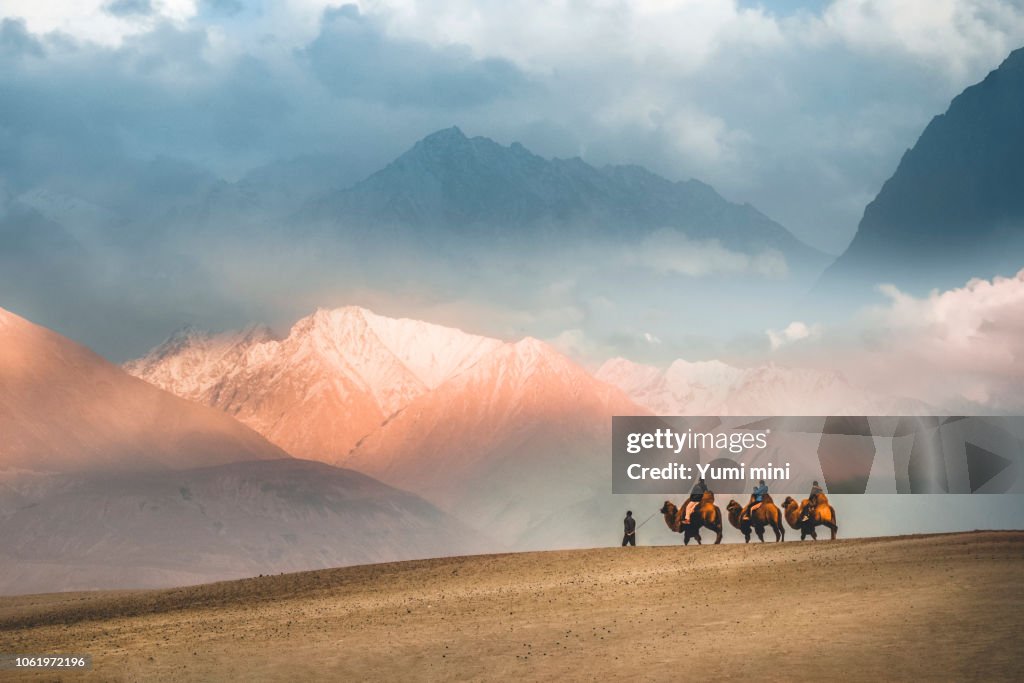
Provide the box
[756,525,765,543]
[714,525,722,544]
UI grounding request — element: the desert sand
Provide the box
[1,531,1021,681]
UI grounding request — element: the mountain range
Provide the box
[126,308,648,544]
[595,357,927,416]
[127,306,933,547]
[124,307,506,463]
[0,307,487,594]
[309,126,826,268]
[822,47,1024,291]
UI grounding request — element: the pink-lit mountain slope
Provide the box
[125,307,503,463]
[0,307,289,474]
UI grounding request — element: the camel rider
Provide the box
[683,478,708,525]
[801,481,824,523]
[622,511,636,547]
[742,479,769,522]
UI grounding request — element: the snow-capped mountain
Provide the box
[0,307,495,594]
[128,308,650,545]
[596,357,927,416]
[0,306,289,474]
[126,307,504,463]
[340,337,647,544]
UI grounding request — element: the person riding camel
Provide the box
[800,480,824,523]
[741,479,768,522]
[683,478,708,525]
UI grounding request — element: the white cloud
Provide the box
[859,271,1024,407]
[625,230,789,278]
[2,0,198,45]
[368,0,782,72]
[815,0,1024,79]
[766,320,821,350]
[766,270,1024,411]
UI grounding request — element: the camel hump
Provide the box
[761,493,775,506]
[702,491,715,504]
[815,493,829,506]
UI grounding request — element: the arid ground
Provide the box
[1,531,1021,681]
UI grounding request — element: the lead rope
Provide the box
[634,511,658,530]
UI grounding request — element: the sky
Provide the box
[2,0,1024,253]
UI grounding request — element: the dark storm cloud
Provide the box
[303,5,528,108]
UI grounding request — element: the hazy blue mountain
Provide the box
[822,47,1024,291]
[310,126,826,267]
[175,155,364,228]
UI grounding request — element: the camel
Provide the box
[660,492,723,545]
[781,495,838,540]
[726,495,784,543]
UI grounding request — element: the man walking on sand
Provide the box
[622,510,636,546]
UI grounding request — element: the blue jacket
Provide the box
[753,484,768,502]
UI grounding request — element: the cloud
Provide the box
[816,0,1024,79]
[302,5,529,108]
[624,230,789,278]
[200,0,242,16]
[761,270,1024,411]
[859,271,1024,408]
[0,18,44,58]
[766,320,821,350]
[1,0,199,46]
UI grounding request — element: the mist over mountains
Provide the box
[309,127,823,262]
[0,125,825,362]
[822,47,1024,293]
[8,39,1024,363]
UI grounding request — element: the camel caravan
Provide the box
[660,479,837,544]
